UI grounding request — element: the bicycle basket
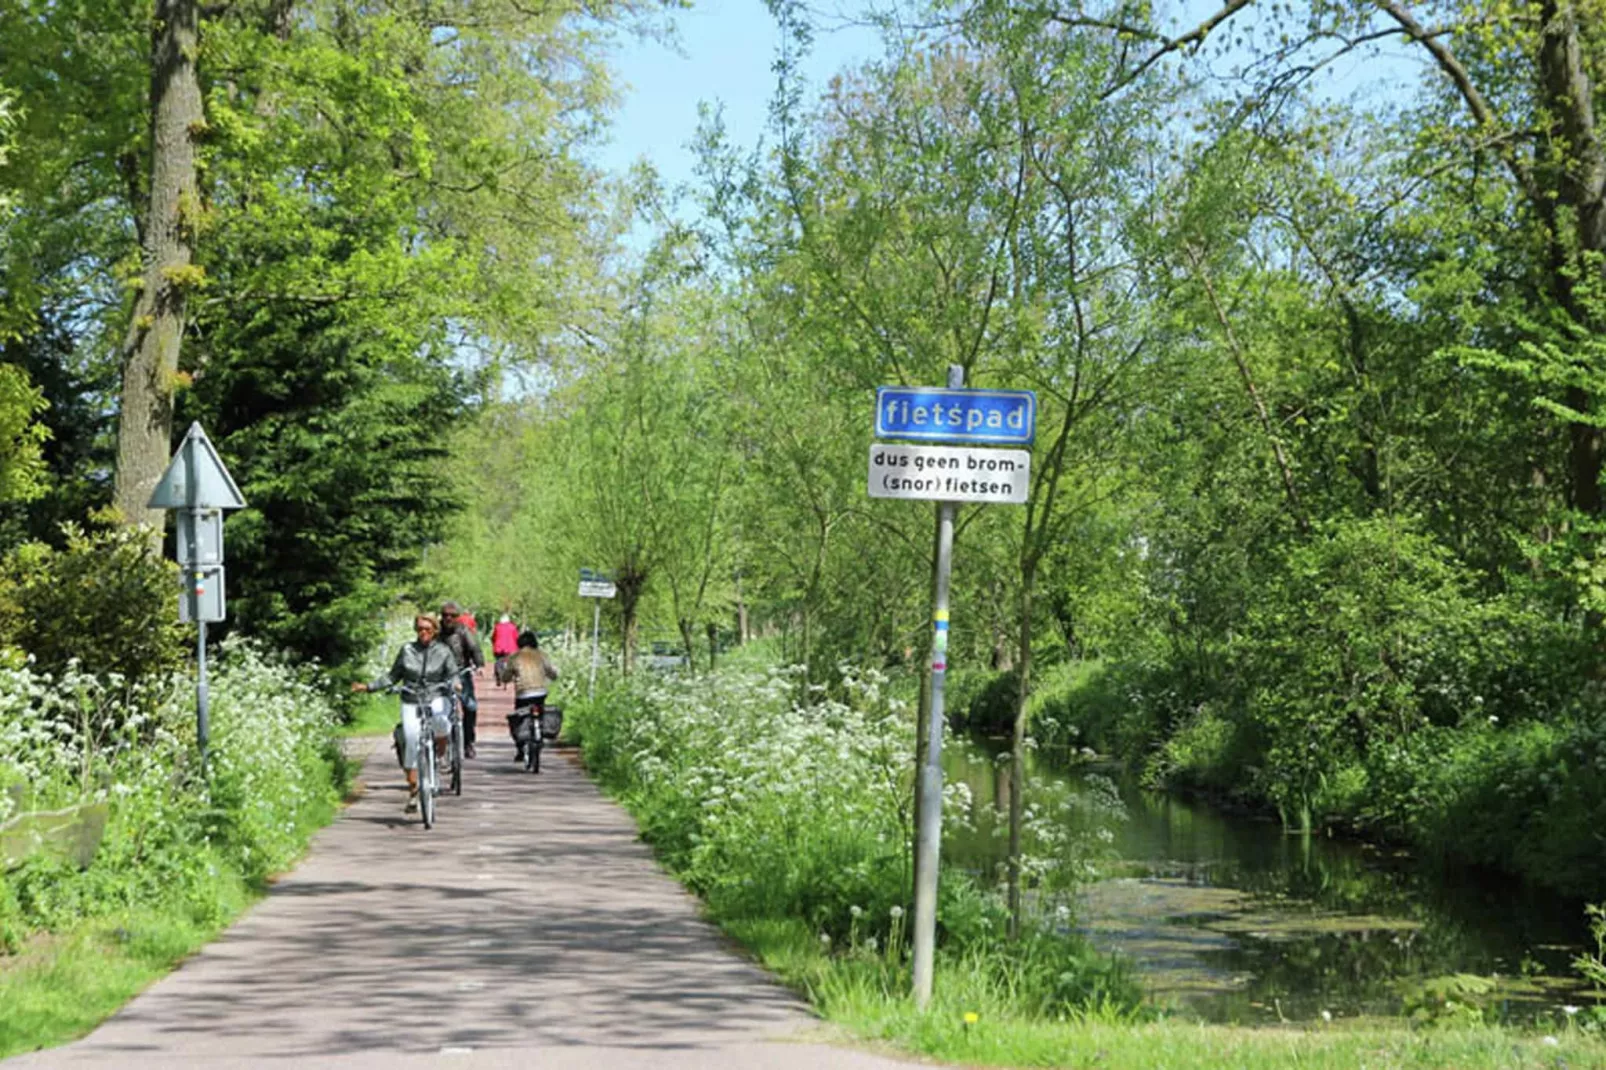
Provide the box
[539,707,563,741]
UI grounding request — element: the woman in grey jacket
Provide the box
[353,614,461,811]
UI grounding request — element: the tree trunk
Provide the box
[615,563,646,673]
[800,604,813,697]
[1007,559,1036,940]
[1537,0,1606,515]
[620,596,639,673]
[991,606,1014,670]
[678,617,698,674]
[734,571,750,644]
[706,620,717,672]
[113,0,204,535]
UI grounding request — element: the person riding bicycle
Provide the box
[491,614,519,689]
[353,614,461,813]
[505,630,558,763]
[440,601,485,758]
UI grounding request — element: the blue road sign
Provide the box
[875,386,1036,445]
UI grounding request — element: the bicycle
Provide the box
[510,695,544,773]
[510,698,562,774]
[423,661,468,803]
[417,699,440,828]
[447,690,465,797]
[388,685,446,828]
[385,668,470,827]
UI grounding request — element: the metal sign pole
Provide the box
[196,608,210,769]
[188,511,209,772]
[589,598,601,700]
[911,363,963,1008]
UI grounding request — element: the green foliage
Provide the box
[1233,519,1494,828]
[1573,903,1606,993]
[0,321,118,545]
[0,640,344,952]
[1397,973,1499,1027]
[182,301,466,674]
[0,361,48,504]
[963,670,1019,735]
[1,0,653,674]
[0,519,186,685]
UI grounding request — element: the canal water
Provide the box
[944,737,1595,1024]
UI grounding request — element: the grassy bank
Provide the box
[338,692,399,738]
[572,662,1606,1069]
[0,901,244,1057]
[0,641,349,1057]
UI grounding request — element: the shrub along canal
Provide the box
[945,737,1594,1025]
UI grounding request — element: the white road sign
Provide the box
[149,422,246,510]
[578,580,617,599]
[868,444,1030,504]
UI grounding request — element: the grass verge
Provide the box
[0,899,243,1058]
[0,767,352,1058]
[338,692,397,738]
[726,916,1606,1069]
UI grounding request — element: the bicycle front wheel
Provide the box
[420,730,437,829]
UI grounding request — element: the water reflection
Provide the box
[944,737,1593,1023]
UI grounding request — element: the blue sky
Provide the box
[587,1,1427,203]
[589,0,881,190]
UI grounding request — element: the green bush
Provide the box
[0,518,186,686]
[963,670,1018,734]
[0,639,343,950]
[1223,517,1584,832]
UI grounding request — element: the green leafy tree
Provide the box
[0,362,48,507]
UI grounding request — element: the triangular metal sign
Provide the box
[148,422,246,510]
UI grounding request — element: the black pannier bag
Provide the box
[540,706,563,741]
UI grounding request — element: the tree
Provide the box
[113,0,204,533]
[0,90,50,509]
[0,363,48,506]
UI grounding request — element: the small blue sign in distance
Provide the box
[876,386,1036,445]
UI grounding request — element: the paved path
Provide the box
[9,674,915,1070]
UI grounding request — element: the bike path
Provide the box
[8,676,915,1069]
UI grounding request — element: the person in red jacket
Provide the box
[491,614,520,688]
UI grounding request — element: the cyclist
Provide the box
[491,614,519,688]
[440,601,485,758]
[505,630,559,764]
[353,614,461,813]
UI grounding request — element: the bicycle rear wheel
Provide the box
[451,717,463,796]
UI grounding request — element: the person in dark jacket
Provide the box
[352,614,460,812]
[440,601,486,757]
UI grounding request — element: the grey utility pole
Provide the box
[911,363,963,1007]
[589,599,602,700]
